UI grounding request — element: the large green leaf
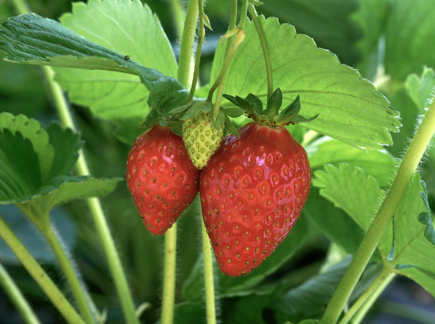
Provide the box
[0,113,53,182]
[307,137,396,188]
[385,0,435,81]
[259,0,361,65]
[209,17,400,149]
[0,11,187,131]
[55,0,179,122]
[313,164,392,257]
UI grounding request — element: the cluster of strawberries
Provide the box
[126,117,311,276]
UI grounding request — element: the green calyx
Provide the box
[223,88,318,127]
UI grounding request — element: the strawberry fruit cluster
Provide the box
[126,89,313,276]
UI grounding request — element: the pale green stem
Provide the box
[201,218,217,324]
[351,272,396,324]
[208,0,237,119]
[42,223,95,324]
[160,225,177,324]
[177,0,198,89]
[187,0,205,102]
[248,4,273,101]
[42,64,139,324]
[169,0,185,41]
[339,269,395,324]
[321,99,435,324]
[238,0,249,30]
[0,216,85,324]
[0,262,41,324]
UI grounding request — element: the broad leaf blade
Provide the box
[210,18,400,149]
[313,164,392,257]
[0,113,53,183]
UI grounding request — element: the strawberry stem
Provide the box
[187,0,206,102]
[161,225,178,324]
[248,4,273,102]
[322,96,435,324]
[0,216,86,324]
[0,261,40,324]
[201,218,217,324]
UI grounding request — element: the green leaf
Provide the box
[418,181,435,246]
[223,107,245,118]
[211,18,400,149]
[0,113,53,183]
[398,267,435,297]
[259,0,361,65]
[21,176,121,215]
[353,0,389,79]
[303,188,380,260]
[405,67,435,112]
[385,0,435,81]
[55,0,181,121]
[392,174,435,276]
[0,129,41,203]
[312,164,392,257]
[307,137,397,188]
[273,258,380,323]
[45,123,81,180]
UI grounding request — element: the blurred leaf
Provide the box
[211,18,400,149]
[173,301,205,324]
[273,258,380,323]
[307,137,397,188]
[313,164,392,257]
[398,267,435,297]
[353,0,389,80]
[405,67,435,111]
[0,205,76,264]
[0,113,53,182]
[385,0,435,81]
[259,0,361,65]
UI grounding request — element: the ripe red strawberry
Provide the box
[200,122,311,276]
[127,125,199,235]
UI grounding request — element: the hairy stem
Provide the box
[42,65,140,324]
[201,218,217,324]
[322,99,435,324]
[42,222,95,324]
[339,269,395,324]
[0,262,40,324]
[187,0,205,101]
[160,225,177,324]
[169,0,185,41]
[351,272,396,324]
[177,0,198,89]
[248,4,273,101]
[0,216,85,324]
[208,0,238,118]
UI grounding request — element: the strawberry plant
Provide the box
[0,0,435,324]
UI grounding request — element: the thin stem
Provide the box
[177,0,198,89]
[160,225,177,324]
[201,218,217,324]
[352,272,396,324]
[0,216,85,324]
[187,0,205,102]
[169,0,185,41]
[42,223,95,324]
[322,99,435,324]
[238,0,249,30]
[248,4,273,100]
[0,262,41,324]
[208,0,238,118]
[339,269,395,324]
[42,65,139,324]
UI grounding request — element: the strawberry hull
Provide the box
[200,123,311,276]
[127,126,199,235]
